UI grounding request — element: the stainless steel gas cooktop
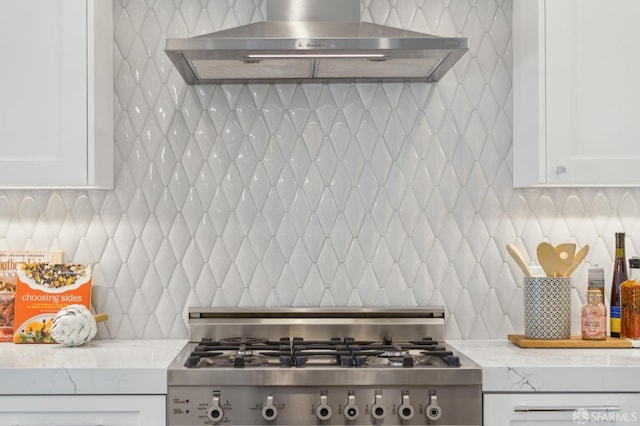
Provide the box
[167,307,481,425]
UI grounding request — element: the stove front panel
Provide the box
[168,308,481,425]
[168,383,481,425]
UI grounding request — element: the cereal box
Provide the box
[13,263,91,344]
[0,251,63,342]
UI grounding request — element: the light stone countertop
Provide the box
[448,339,640,393]
[0,339,186,395]
[4,338,640,395]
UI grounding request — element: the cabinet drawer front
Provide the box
[485,393,640,425]
[0,395,165,426]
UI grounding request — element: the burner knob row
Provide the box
[347,391,438,422]
[329,392,438,422]
[251,391,439,423]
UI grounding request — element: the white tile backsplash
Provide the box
[1,0,639,339]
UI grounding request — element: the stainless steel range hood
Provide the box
[165,0,468,84]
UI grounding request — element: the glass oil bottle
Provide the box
[621,257,640,340]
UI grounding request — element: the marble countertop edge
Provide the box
[448,339,640,393]
[0,339,187,395]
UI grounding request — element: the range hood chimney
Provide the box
[165,0,468,84]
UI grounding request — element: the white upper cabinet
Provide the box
[513,0,640,187]
[0,0,113,189]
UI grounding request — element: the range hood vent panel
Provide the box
[165,0,468,84]
[191,59,315,81]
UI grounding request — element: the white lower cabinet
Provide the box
[484,393,640,425]
[0,394,165,425]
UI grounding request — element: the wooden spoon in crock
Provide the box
[506,244,532,277]
[563,244,590,277]
[537,242,557,277]
[555,243,576,277]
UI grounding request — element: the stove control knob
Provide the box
[262,395,278,421]
[316,394,332,421]
[207,394,224,423]
[344,393,359,421]
[371,392,386,420]
[398,393,414,421]
[426,394,442,421]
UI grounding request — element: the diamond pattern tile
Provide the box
[1,0,638,340]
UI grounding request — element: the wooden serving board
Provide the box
[508,334,632,348]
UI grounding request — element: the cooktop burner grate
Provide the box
[184,336,461,368]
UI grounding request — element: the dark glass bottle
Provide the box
[610,232,628,338]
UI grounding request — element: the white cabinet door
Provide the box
[513,0,640,187]
[484,393,640,425]
[0,394,165,426]
[0,0,113,189]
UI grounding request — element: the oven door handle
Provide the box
[514,405,621,413]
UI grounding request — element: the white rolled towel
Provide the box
[51,304,108,347]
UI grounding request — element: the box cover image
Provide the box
[0,251,63,342]
[13,263,91,344]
